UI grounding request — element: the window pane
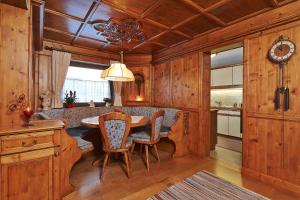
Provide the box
[62,66,111,102]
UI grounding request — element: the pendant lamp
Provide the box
[101,51,135,82]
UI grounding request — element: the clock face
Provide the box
[269,39,296,63]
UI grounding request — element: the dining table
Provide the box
[80,115,150,166]
[81,115,150,128]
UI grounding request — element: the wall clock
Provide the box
[268,35,296,111]
[268,36,296,63]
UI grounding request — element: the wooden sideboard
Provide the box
[0,120,81,200]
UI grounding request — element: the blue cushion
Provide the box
[67,126,93,137]
[131,131,151,142]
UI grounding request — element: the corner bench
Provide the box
[38,106,189,157]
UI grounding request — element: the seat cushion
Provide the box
[131,131,151,142]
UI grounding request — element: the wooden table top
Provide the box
[81,115,150,128]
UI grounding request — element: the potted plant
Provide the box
[64,90,77,108]
[103,98,112,107]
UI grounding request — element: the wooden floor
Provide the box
[64,142,299,200]
[216,135,242,152]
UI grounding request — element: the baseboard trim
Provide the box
[242,167,300,196]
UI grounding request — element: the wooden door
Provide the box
[0,148,60,200]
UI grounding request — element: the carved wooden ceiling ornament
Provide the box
[92,18,145,44]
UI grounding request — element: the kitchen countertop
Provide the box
[210,106,242,111]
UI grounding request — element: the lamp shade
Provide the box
[101,63,135,82]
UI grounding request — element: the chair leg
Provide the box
[145,145,150,172]
[101,153,109,180]
[131,142,136,154]
[139,143,143,155]
[124,151,131,178]
[153,144,160,163]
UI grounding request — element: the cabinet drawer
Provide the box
[0,131,56,154]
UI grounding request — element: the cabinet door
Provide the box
[211,67,233,86]
[0,148,60,200]
[228,116,241,138]
[232,65,243,85]
[217,115,229,135]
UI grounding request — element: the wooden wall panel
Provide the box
[152,52,210,156]
[153,62,171,107]
[243,25,300,193]
[171,53,199,109]
[0,3,31,126]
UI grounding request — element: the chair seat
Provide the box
[131,131,151,142]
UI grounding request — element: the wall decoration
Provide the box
[8,93,27,113]
[268,35,296,111]
[134,73,145,98]
[92,18,145,44]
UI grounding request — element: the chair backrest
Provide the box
[150,110,165,143]
[99,112,131,151]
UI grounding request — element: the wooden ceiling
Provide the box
[43,0,295,54]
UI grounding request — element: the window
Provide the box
[62,66,111,102]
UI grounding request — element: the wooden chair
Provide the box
[98,112,132,179]
[130,110,165,172]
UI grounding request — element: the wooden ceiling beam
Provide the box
[204,0,233,12]
[140,0,164,19]
[150,42,168,48]
[101,0,140,18]
[32,0,45,51]
[181,0,226,26]
[71,0,100,44]
[45,8,84,22]
[44,26,110,46]
[173,30,192,39]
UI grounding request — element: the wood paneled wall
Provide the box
[0,3,32,127]
[122,54,152,106]
[152,52,210,156]
[243,25,300,193]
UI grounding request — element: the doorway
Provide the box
[209,44,243,168]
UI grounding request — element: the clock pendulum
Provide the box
[268,35,296,111]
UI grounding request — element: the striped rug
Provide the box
[148,171,269,200]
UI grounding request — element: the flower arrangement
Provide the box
[64,90,77,108]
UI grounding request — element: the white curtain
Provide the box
[51,50,71,108]
[110,60,123,106]
[113,82,122,106]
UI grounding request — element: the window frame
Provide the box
[62,61,114,106]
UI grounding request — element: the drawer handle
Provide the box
[54,151,59,157]
[22,140,37,147]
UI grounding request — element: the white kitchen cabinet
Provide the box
[228,116,241,137]
[217,115,229,135]
[211,67,233,86]
[232,65,243,85]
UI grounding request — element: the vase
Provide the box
[66,103,74,108]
